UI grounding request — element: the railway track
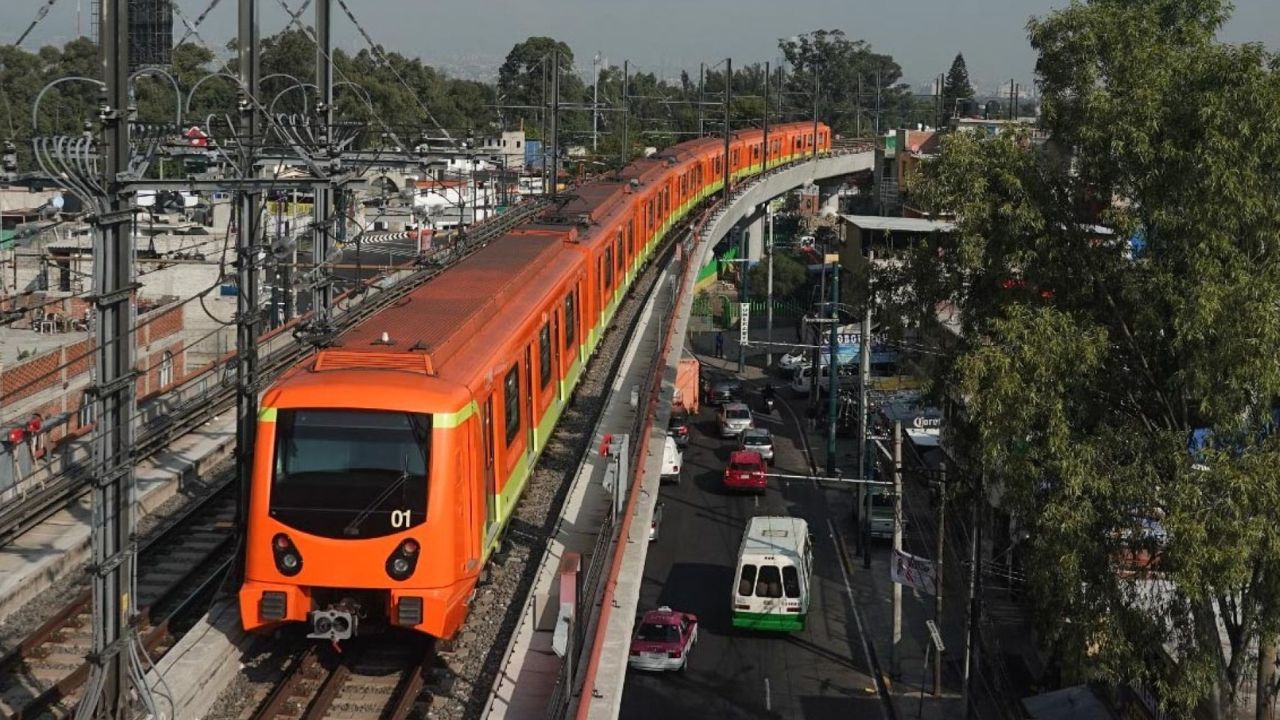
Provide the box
[0,482,237,719]
[0,199,549,551]
[250,635,434,720]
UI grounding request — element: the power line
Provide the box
[333,0,454,145]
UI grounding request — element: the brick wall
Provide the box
[137,302,183,345]
[0,351,61,401]
[0,298,188,445]
[137,339,186,399]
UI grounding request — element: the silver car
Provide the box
[738,428,775,462]
[718,402,754,438]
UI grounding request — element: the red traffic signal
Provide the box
[7,427,25,445]
[26,414,42,433]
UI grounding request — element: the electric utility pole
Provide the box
[234,0,262,575]
[964,467,984,719]
[891,420,903,677]
[311,0,335,319]
[765,205,774,368]
[621,59,629,167]
[859,250,874,569]
[77,0,157,716]
[812,63,820,160]
[722,57,731,207]
[697,62,704,137]
[763,60,773,369]
[738,226,747,375]
[540,56,548,195]
[592,51,601,153]
[935,462,947,697]
[824,267,839,475]
[762,60,770,172]
[550,49,560,200]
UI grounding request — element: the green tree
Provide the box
[942,53,975,119]
[778,29,910,135]
[745,252,808,303]
[897,0,1280,715]
[497,37,585,139]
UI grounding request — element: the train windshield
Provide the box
[269,409,430,540]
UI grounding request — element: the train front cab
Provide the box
[239,367,481,641]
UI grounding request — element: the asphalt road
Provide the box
[620,378,891,720]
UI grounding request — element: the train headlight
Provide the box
[385,538,421,581]
[271,533,303,577]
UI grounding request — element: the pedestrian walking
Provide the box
[714,331,725,358]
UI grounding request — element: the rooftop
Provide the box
[0,326,87,366]
[841,215,956,233]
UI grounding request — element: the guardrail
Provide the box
[0,200,549,547]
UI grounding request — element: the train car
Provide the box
[239,230,588,640]
[239,119,833,642]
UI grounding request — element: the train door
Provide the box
[524,346,535,453]
[481,397,497,532]
[552,312,562,401]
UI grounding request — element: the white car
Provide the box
[660,435,682,483]
[739,428,775,462]
[777,347,809,373]
[718,402,754,439]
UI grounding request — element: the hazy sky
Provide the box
[6,0,1278,92]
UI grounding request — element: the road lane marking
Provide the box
[766,676,772,711]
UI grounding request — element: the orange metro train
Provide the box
[238,121,833,641]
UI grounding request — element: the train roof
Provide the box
[618,157,674,185]
[326,232,574,373]
[548,180,631,227]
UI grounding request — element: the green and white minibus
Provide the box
[731,516,813,631]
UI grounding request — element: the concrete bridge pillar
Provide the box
[819,186,841,216]
[744,211,766,262]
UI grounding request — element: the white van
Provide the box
[660,435,682,483]
[731,516,812,632]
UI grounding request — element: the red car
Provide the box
[723,450,767,493]
[628,606,699,672]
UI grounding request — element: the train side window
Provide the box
[504,365,520,446]
[615,232,624,275]
[604,246,613,289]
[564,291,577,349]
[626,223,633,260]
[539,322,552,388]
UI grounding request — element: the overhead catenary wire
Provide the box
[333,0,454,145]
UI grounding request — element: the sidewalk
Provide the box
[690,326,1041,719]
